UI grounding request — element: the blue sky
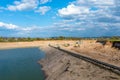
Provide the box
[0,0,120,37]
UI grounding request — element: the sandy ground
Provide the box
[39,45,120,80]
[57,40,120,67]
[0,40,74,49]
[0,41,44,49]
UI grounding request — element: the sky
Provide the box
[0,0,120,37]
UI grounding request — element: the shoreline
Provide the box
[0,40,75,49]
[39,45,120,80]
[0,46,40,50]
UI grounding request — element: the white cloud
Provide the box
[6,0,52,12]
[0,22,40,33]
[58,0,118,24]
[0,22,53,37]
[0,21,86,36]
[77,28,85,31]
[7,0,38,11]
[74,0,114,7]
[57,0,120,36]
[58,0,115,19]
[1,0,52,15]
[40,0,51,4]
[91,0,114,6]
[0,0,120,37]
[0,22,18,29]
[35,6,51,15]
[58,4,89,17]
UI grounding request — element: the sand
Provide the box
[58,40,120,67]
[0,40,74,49]
[39,44,120,80]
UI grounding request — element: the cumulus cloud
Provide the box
[58,4,89,18]
[40,0,51,4]
[0,22,39,34]
[0,22,63,37]
[0,21,86,37]
[58,0,115,20]
[6,0,52,15]
[0,0,120,37]
[7,0,39,11]
[0,22,18,29]
[35,6,51,15]
[57,0,120,36]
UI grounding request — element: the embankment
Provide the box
[39,45,120,80]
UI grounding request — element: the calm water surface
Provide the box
[0,47,45,80]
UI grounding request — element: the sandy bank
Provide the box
[0,40,75,50]
[39,45,120,80]
[59,40,120,67]
[0,41,42,49]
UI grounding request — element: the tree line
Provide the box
[0,37,45,42]
[0,36,120,42]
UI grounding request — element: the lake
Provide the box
[0,47,45,80]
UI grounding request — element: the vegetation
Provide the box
[91,36,120,42]
[0,36,120,42]
[109,36,120,42]
[0,37,45,42]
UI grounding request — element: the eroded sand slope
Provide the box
[39,46,120,80]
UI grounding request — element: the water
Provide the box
[0,47,45,80]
